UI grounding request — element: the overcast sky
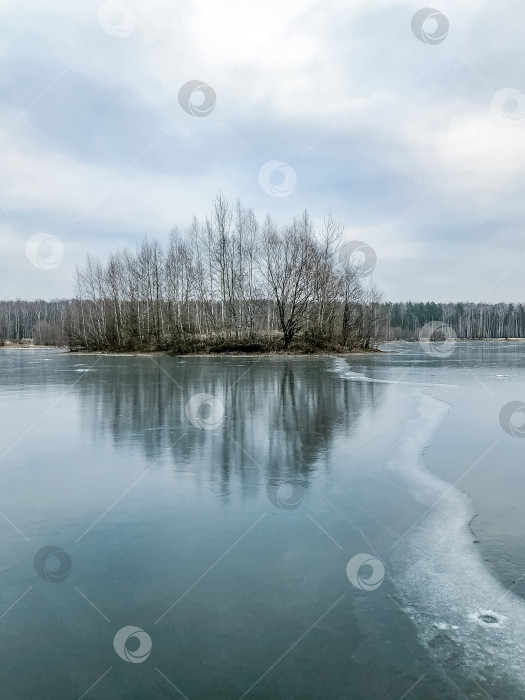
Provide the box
[1,0,525,302]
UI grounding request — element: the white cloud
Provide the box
[1,0,525,300]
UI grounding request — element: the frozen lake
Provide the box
[1,342,524,698]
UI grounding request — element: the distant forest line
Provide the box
[3,299,525,351]
[2,198,525,352]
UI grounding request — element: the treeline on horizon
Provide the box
[3,299,525,349]
[1,198,525,351]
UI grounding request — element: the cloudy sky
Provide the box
[1,0,524,302]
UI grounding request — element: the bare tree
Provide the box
[62,197,384,352]
[262,213,318,348]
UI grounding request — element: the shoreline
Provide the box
[3,336,524,353]
[69,348,384,358]
[0,345,384,357]
[0,345,65,350]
